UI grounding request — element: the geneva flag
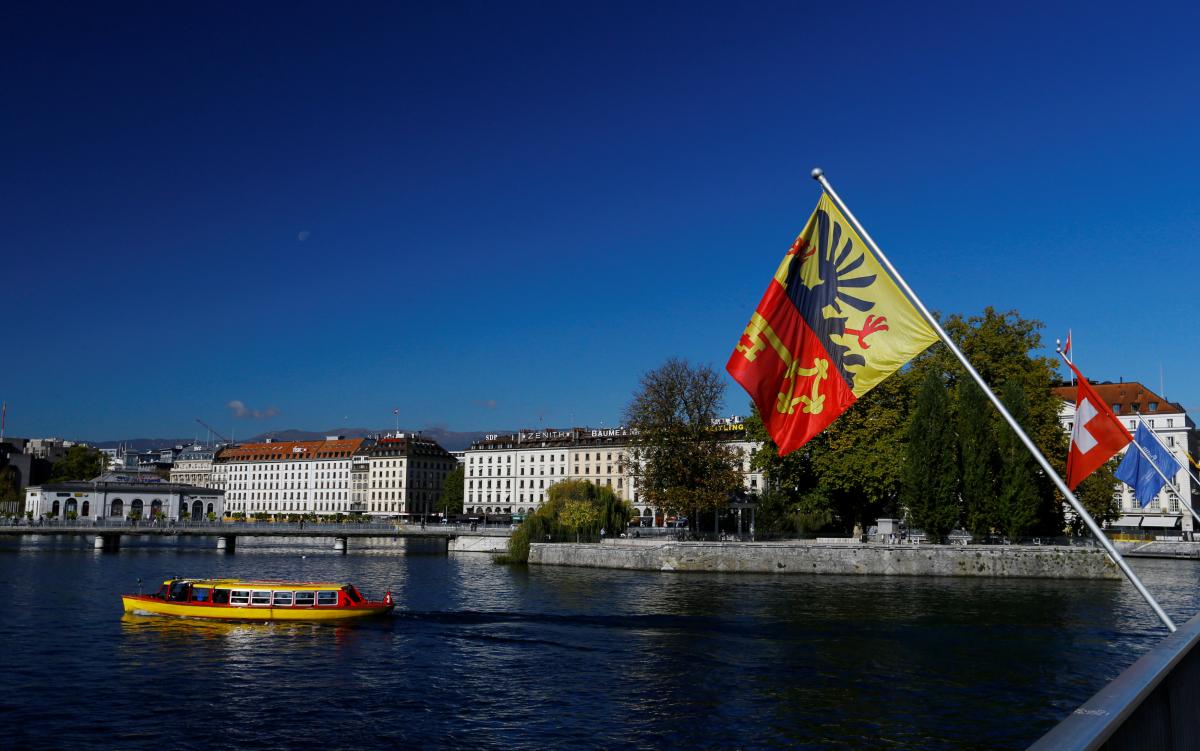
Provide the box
[1064,360,1131,490]
[727,194,938,455]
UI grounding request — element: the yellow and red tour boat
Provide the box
[122,578,394,621]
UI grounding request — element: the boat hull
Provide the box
[122,595,394,622]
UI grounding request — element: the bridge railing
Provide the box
[1028,610,1200,750]
[0,518,514,534]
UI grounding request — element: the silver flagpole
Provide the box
[811,168,1176,633]
[1129,410,1200,529]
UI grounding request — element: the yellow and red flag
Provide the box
[727,193,939,455]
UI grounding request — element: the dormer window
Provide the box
[1131,403,1140,412]
[1112,404,1121,414]
[1149,402,1158,411]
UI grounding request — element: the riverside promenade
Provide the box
[529,539,1121,579]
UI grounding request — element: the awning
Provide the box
[1141,516,1181,529]
[1110,515,1143,528]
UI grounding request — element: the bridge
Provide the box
[0,520,512,553]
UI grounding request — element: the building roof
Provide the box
[29,479,223,495]
[215,438,366,463]
[467,423,753,450]
[1051,381,1186,416]
[366,434,453,458]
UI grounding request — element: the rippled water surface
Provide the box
[1,536,1198,750]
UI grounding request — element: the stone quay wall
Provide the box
[528,541,1120,579]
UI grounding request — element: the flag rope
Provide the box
[811,168,1176,633]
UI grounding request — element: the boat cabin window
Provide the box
[191,588,211,603]
[250,591,272,606]
[317,591,339,606]
[230,590,250,605]
[272,591,294,607]
[213,589,231,605]
[169,582,190,602]
[342,586,363,604]
[295,591,316,606]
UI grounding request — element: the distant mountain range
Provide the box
[93,427,504,453]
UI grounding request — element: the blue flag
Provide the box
[1114,423,1182,507]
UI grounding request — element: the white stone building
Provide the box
[169,446,216,487]
[214,436,366,518]
[365,434,456,519]
[24,471,224,521]
[1054,381,1197,534]
[463,420,764,524]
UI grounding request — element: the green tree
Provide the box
[503,480,632,562]
[0,467,20,514]
[745,365,921,536]
[436,465,465,516]
[1071,457,1122,534]
[623,358,740,531]
[996,381,1039,539]
[560,499,600,542]
[957,380,999,540]
[49,446,105,482]
[902,371,959,541]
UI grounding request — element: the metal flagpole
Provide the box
[811,168,1176,632]
[1129,410,1200,530]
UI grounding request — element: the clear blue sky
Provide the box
[4,1,1199,442]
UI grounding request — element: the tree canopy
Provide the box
[436,464,464,516]
[503,480,633,563]
[49,446,105,482]
[748,307,1077,541]
[623,358,741,525]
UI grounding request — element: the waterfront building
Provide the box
[462,419,764,524]
[169,446,215,487]
[214,436,366,517]
[1053,381,1197,533]
[364,434,456,519]
[350,449,370,515]
[23,471,224,521]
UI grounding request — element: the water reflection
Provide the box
[6,538,1200,750]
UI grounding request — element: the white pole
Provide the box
[812,168,1176,633]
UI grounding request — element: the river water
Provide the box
[1,536,1197,750]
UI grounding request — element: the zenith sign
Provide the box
[1072,398,1100,454]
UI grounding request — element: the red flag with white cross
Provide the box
[1065,361,1131,489]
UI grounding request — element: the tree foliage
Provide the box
[1072,458,1122,533]
[436,465,465,516]
[0,467,20,513]
[995,381,1040,539]
[623,358,740,525]
[903,371,959,541]
[748,307,1077,541]
[957,380,999,539]
[503,480,633,563]
[49,446,105,482]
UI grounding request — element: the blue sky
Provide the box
[4,1,1199,442]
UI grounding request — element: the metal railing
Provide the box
[1028,610,1200,750]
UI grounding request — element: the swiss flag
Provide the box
[1065,361,1131,489]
